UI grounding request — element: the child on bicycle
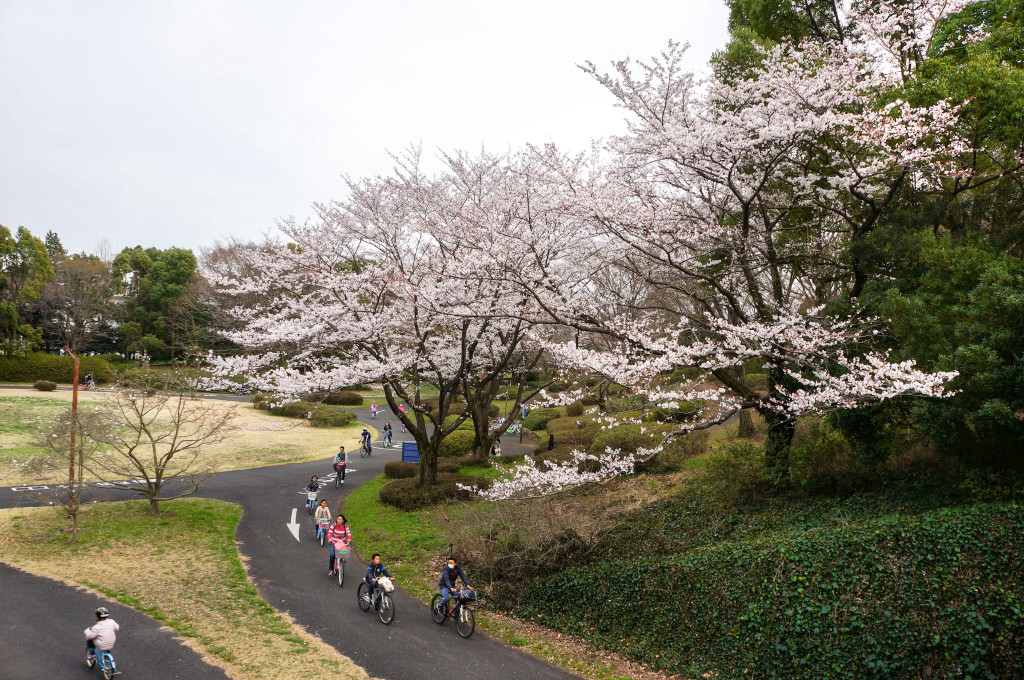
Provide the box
[370,401,378,418]
[306,476,320,493]
[360,428,372,454]
[437,555,474,617]
[382,422,392,446]
[85,607,119,663]
[327,514,352,576]
[333,446,347,483]
[365,553,394,599]
[314,499,331,538]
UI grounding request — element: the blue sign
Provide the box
[401,441,420,463]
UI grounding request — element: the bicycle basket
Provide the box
[458,589,478,601]
[307,491,318,500]
[377,576,395,593]
[332,540,348,554]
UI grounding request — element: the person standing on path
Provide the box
[547,433,555,451]
[333,446,347,483]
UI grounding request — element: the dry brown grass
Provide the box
[0,389,368,486]
[0,500,377,680]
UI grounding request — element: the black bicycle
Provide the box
[360,440,372,458]
[357,577,396,625]
[431,589,476,638]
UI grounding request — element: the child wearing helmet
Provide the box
[85,607,120,662]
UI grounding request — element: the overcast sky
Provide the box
[0,1,730,257]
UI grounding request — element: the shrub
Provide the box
[789,418,864,491]
[0,353,115,383]
[384,460,460,479]
[636,431,710,474]
[439,430,476,457]
[442,414,475,431]
[320,390,364,406]
[565,403,585,417]
[588,423,662,455]
[309,409,356,428]
[379,474,491,511]
[33,380,57,391]
[523,407,561,431]
[701,442,769,508]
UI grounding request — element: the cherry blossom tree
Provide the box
[207,149,590,484]
[470,0,978,499]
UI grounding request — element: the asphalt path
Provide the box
[0,561,231,679]
[0,404,576,680]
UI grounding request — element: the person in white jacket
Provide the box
[85,607,119,661]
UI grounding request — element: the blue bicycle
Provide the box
[86,648,119,679]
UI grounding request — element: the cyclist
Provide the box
[370,401,379,419]
[436,554,474,617]
[327,514,352,576]
[313,499,331,539]
[382,422,393,447]
[305,475,320,511]
[360,428,372,455]
[85,607,119,664]
[397,404,406,431]
[333,445,347,483]
[365,553,394,601]
[82,372,96,390]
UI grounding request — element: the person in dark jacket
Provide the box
[547,433,555,451]
[364,553,394,598]
[436,555,474,616]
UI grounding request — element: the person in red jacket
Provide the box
[327,514,352,576]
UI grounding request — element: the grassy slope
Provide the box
[0,499,370,680]
[343,470,675,680]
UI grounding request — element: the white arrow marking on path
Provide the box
[287,508,300,542]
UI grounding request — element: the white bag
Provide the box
[377,576,395,593]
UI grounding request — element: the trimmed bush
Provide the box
[309,409,356,428]
[442,414,475,431]
[321,390,364,406]
[565,403,585,417]
[379,474,491,511]
[439,430,476,457]
[384,460,460,479]
[0,354,115,384]
[523,407,561,431]
[33,380,57,391]
[588,423,662,455]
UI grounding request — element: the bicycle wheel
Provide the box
[86,656,96,669]
[455,605,475,638]
[430,593,445,624]
[308,500,314,515]
[378,594,395,625]
[337,559,345,587]
[357,582,371,611]
[335,474,340,488]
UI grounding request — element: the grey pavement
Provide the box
[0,401,577,680]
[0,561,231,679]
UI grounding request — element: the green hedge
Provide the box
[523,407,561,431]
[379,474,491,511]
[0,354,116,383]
[515,503,1024,679]
[320,390,364,406]
[439,430,476,457]
[33,380,57,391]
[250,395,355,427]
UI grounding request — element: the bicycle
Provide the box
[360,440,372,458]
[86,648,119,679]
[357,576,396,624]
[330,539,349,586]
[431,589,477,638]
[306,490,318,515]
[382,432,392,448]
[334,464,345,488]
[316,517,331,546]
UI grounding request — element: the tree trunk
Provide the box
[737,408,755,438]
[149,496,160,515]
[762,412,795,482]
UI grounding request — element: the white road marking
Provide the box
[287,508,301,542]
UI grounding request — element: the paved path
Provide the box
[0,561,231,679]
[0,403,576,680]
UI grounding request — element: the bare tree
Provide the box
[77,371,234,514]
